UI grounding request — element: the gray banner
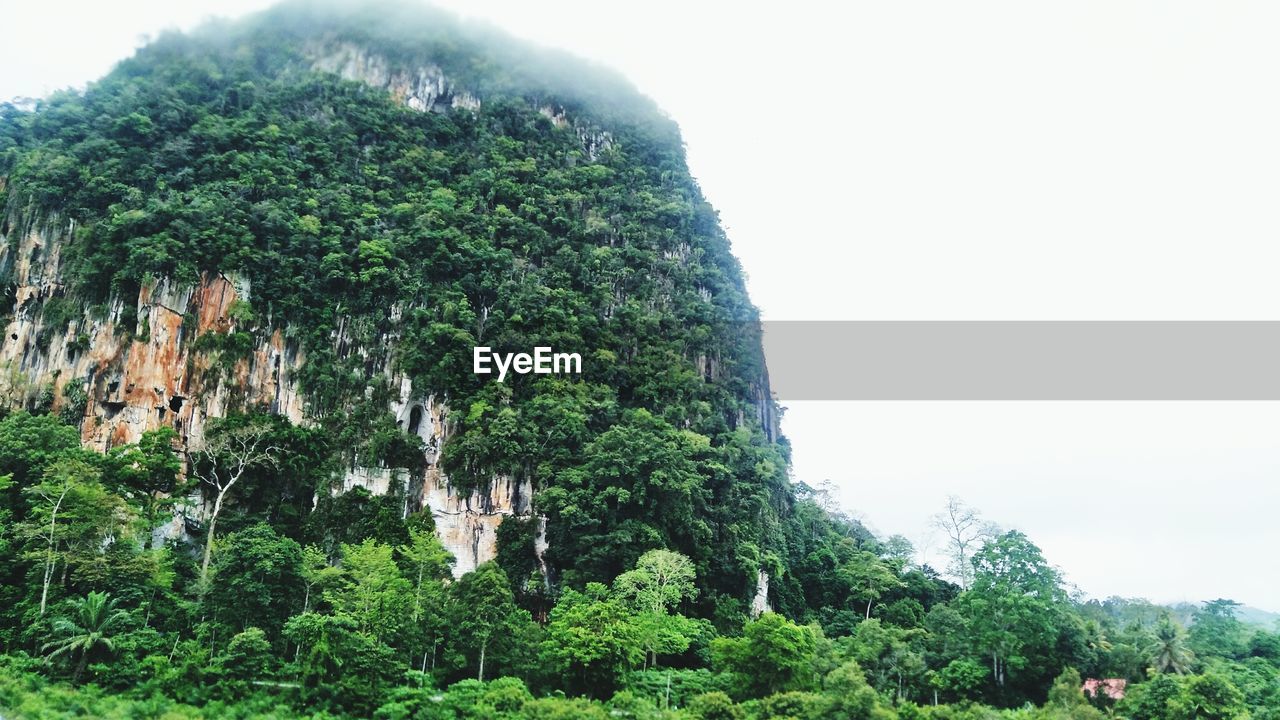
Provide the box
[761,321,1280,400]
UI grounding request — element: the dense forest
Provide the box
[0,2,1277,718]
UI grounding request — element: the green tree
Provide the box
[103,427,184,542]
[397,531,455,672]
[931,657,989,702]
[191,417,282,594]
[613,548,698,615]
[711,613,819,699]
[687,691,744,720]
[213,626,275,690]
[1045,667,1103,718]
[326,538,411,644]
[398,528,454,622]
[540,583,644,696]
[41,591,131,682]
[838,550,904,620]
[955,530,1071,702]
[0,412,81,487]
[1189,599,1248,660]
[301,544,341,614]
[844,618,927,702]
[283,611,400,715]
[209,524,304,642]
[823,660,892,719]
[449,562,526,682]
[613,548,699,668]
[539,410,711,586]
[1169,672,1247,720]
[1146,614,1194,674]
[21,458,128,616]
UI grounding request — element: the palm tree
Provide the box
[41,591,131,682]
[1145,614,1194,674]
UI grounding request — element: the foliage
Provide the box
[711,613,819,699]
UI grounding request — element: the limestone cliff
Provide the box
[0,208,535,576]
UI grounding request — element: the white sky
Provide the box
[4,1,1279,611]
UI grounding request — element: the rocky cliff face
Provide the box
[0,207,537,576]
[0,211,307,450]
[309,41,482,114]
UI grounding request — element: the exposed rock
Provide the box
[309,41,481,114]
[0,211,543,576]
[308,42,610,161]
[0,212,308,453]
[374,380,539,578]
[750,569,772,617]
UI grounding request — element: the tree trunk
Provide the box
[413,566,424,622]
[199,489,226,593]
[866,597,873,620]
[39,555,55,617]
[478,637,487,682]
[72,651,89,683]
[39,493,65,616]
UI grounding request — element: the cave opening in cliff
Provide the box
[169,395,185,413]
[408,405,423,436]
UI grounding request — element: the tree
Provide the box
[931,496,998,589]
[209,524,304,641]
[283,611,400,715]
[613,548,697,615]
[538,410,711,586]
[882,534,916,570]
[397,529,454,671]
[686,691,743,720]
[1169,672,1246,720]
[0,474,11,560]
[1118,673,1184,720]
[301,544,341,615]
[823,661,891,720]
[26,461,78,617]
[844,618,927,702]
[613,548,698,668]
[1045,667,1103,718]
[0,411,81,487]
[931,658,989,702]
[540,583,644,696]
[1146,614,1194,674]
[104,427,184,542]
[398,529,454,622]
[711,612,819,699]
[838,550,904,620]
[1188,599,1247,660]
[21,459,127,616]
[41,591,131,682]
[956,530,1071,702]
[0,361,36,411]
[326,539,411,644]
[190,417,282,594]
[449,562,524,682]
[214,626,275,688]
